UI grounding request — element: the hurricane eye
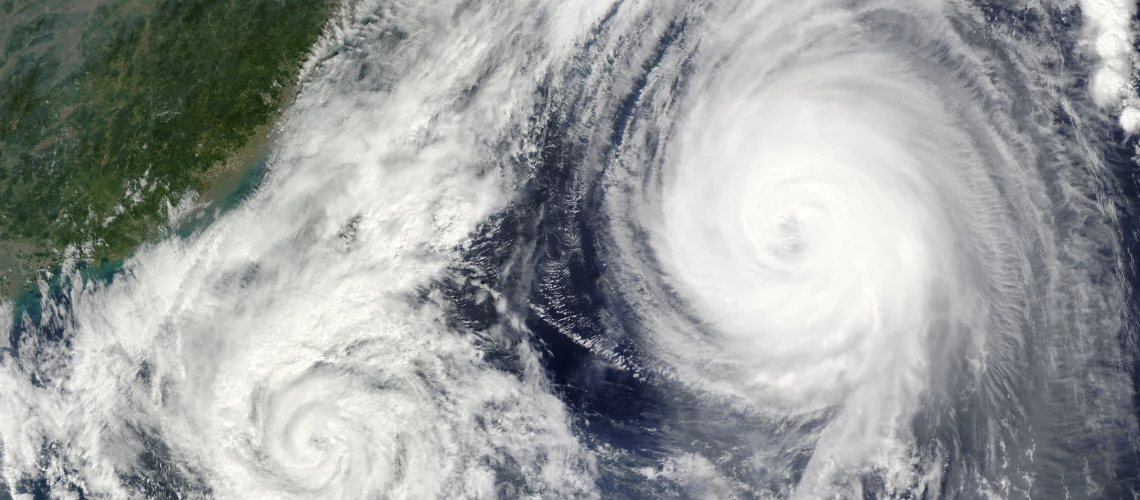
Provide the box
[775,212,808,255]
[2,1,1138,499]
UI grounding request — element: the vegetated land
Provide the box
[0,0,334,296]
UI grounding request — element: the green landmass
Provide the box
[0,0,335,296]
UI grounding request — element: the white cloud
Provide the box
[1081,0,1140,132]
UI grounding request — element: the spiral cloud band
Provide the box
[645,4,1056,493]
[3,0,1140,498]
[595,0,1139,496]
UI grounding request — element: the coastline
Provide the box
[0,0,339,302]
[0,0,343,303]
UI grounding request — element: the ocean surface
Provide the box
[5,0,1140,498]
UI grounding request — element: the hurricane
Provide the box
[3,0,1140,498]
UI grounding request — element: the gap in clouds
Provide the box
[3,0,1140,498]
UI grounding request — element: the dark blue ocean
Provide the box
[5,0,1140,498]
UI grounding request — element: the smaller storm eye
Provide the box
[773,209,809,255]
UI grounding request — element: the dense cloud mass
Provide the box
[4,0,1140,498]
